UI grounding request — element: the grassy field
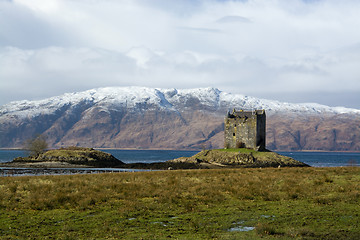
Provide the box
[0,167,359,239]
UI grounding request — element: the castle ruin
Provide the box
[224,109,266,151]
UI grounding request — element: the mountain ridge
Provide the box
[1,86,360,151]
[2,86,360,118]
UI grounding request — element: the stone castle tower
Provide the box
[224,109,266,150]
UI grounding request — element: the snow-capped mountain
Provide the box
[1,87,360,151]
[1,86,360,119]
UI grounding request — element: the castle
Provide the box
[224,109,266,151]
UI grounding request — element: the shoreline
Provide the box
[1,149,358,177]
[0,166,148,177]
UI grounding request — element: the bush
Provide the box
[25,135,48,157]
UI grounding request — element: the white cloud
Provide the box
[1,0,360,108]
[216,15,252,24]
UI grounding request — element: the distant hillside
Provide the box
[1,87,360,151]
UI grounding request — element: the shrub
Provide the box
[25,135,48,157]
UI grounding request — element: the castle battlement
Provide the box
[224,109,266,150]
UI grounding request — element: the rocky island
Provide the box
[168,149,309,168]
[1,147,308,171]
[114,148,309,169]
[3,147,124,168]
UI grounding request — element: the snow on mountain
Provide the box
[219,92,360,115]
[1,86,360,151]
[1,86,360,119]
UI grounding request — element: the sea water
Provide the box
[0,149,359,167]
[278,151,360,167]
[0,150,27,163]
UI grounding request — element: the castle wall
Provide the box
[224,110,266,150]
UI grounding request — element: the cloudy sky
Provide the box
[1,0,360,108]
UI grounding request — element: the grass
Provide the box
[217,148,257,153]
[0,167,359,239]
[216,148,272,157]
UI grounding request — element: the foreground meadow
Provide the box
[0,167,359,239]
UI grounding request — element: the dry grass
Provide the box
[0,167,359,239]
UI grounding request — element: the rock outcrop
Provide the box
[169,149,309,168]
[12,147,124,167]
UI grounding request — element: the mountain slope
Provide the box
[1,87,360,151]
